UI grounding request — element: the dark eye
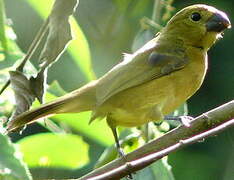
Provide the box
[191,12,201,21]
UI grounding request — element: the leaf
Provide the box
[94,145,118,169]
[150,158,175,180]
[172,103,188,116]
[68,18,95,80]
[0,174,18,180]
[7,1,79,117]
[17,133,89,169]
[130,0,151,18]
[48,80,67,97]
[131,158,175,180]
[9,71,35,119]
[95,134,143,168]
[52,112,113,146]
[26,0,94,81]
[0,133,32,180]
[0,26,24,69]
[29,70,47,104]
[157,121,170,132]
[4,26,24,58]
[39,0,78,68]
[0,0,8,52]
[113,0,132,12]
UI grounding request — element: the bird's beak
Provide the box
[206,12,231,32]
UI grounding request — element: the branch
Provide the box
[80,100,234,180]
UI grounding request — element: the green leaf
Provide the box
[113,0,132,12]
[94,145,118,169]
[26,0,53,18]
[17,133,89,169]
[0,8,24,67]
[26,0,95,81]
[69,17,95,80]
[130,0,151,18]
[0,0,7,52]
[0,26,24,69]
[0,174,20,180]
[52,112,113,146]
[48,80,67,96]
[172,103,188,116]
[131,158,175,180]
[0,134,32,180]
[95,134,143,168]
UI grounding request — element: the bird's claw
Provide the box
[164,115,194,127]
[179,116,194,127]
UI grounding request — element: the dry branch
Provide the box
[79,100,234,180]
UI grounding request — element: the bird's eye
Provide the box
[191,12,201,21]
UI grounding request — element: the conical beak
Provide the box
[206,12,231,32]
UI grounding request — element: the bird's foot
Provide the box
[164,115,194,127]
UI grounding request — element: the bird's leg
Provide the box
[164,115,194,127]
[107,117,133,179]
[110,125,125,157]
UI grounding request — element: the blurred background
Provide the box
[2,0,234,179]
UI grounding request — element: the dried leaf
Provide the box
[39,0,79,68]
[9,71,35,119]
[29,69,47,104]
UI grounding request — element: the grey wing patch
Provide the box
[96,50,188,106]
[148,52,166,66]
[148,51,188,75]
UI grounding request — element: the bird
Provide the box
[7,4,231,156]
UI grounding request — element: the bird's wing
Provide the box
[96,40,188,106]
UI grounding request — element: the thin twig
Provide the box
[79,100,234,180]
[0,17,50,95]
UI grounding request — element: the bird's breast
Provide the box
[161,50,207,114]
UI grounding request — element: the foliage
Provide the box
[0,133,32,180]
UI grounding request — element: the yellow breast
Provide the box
[161,48,207,115]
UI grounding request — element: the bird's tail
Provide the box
[7,81,97,132]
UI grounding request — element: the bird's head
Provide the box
[160,4,231,51]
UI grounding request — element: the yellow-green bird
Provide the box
[7,4,231,154]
